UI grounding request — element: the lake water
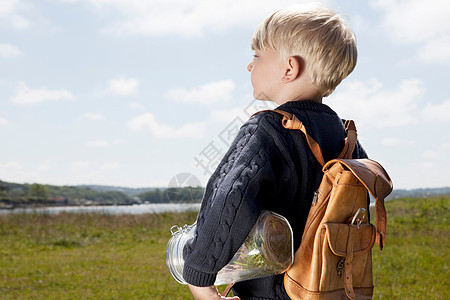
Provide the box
[0,201,376,215]
[0,203,201,215]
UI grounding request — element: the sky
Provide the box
[0,0,449,190]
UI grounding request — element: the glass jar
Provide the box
[166,210,293,285]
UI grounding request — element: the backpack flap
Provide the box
[323,158,393,250]
[328,159,393,200]
[323,223,376,257]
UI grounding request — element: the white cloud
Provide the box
[68,0,305,37]
[68,160,91,171]
[0,43,21,57]
[112,139,124,145]
[418,35,450,63]
[0,0,18,15]
[328,79,424,128]
[371,0,450,43]
[372,0,450,64]
[0,161,22,173]
[421,141,450,162]
[127,113,206,138]
[210,107,245,123]
[37,163,51,172]
[167,79,235,105]
[79,112,105,121]
[330,79,450,131]
[129,102,144,110]
[105,77,139,96]
[101,162,119,170]
[0,117,10,126]
[10,82,75,105]
[57,0,79,4]
[0,161,55,184]
[207,99,277,123]
[0,0,31,30]
[0,161,30,183]
[10,14,29,29]
[381,138,414,147]
[85,140,110,147]
[421,99,450,123]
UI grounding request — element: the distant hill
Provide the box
[2,179,449,207]
[0,180,204,207]
[77,185,159,197]
[77,185,204,203]
[387,187,450,199]
[0,180,135,207]
[66,185,450,200]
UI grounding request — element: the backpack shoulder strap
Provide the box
[273,109,326,166]
[338,120,357,159]
[252,109,356,166]
[252,109,326,165]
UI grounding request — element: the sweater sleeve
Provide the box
[182,114,291,287]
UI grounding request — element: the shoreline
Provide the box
[0,202,202,215]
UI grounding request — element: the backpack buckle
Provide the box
[351,208,366,229]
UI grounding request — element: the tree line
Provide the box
[0,180,205,208]
[139,187,204,203]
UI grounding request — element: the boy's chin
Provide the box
[253,91,271,101]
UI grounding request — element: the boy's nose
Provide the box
[247,61,254,72]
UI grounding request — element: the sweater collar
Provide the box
[276,100,336,114]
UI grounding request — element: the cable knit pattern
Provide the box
[184,117,270,279]
[182,101,368,299]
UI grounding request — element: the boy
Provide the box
[183,5,366,300]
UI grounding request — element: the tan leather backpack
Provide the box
[272,110,393,300]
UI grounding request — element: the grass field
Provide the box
[371,196,449,299]
[0,196,448,299]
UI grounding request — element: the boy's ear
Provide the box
[282,56,302,83]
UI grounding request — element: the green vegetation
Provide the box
[0,181,134,207]
[0,196,448,299]
[0,211,200,299]
[140,187,205,204]
[28,184,50,200]
[371,196,449,299]
[0,180,205,208]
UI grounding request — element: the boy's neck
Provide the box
[272,88,323,106]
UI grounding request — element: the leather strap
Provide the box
[252,109,326,166]
[338,120,357,159]
[375,199,387,250]
[221,282,235,297]
[274,109,326,166]
[344,225,356,300]
[252,109,357,166]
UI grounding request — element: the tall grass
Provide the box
[371,196,449,299]
[0,196,448,299]
[0,212,198,299]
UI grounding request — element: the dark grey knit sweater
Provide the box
[183,100,367,299]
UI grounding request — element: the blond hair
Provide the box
[251,6,357,97]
